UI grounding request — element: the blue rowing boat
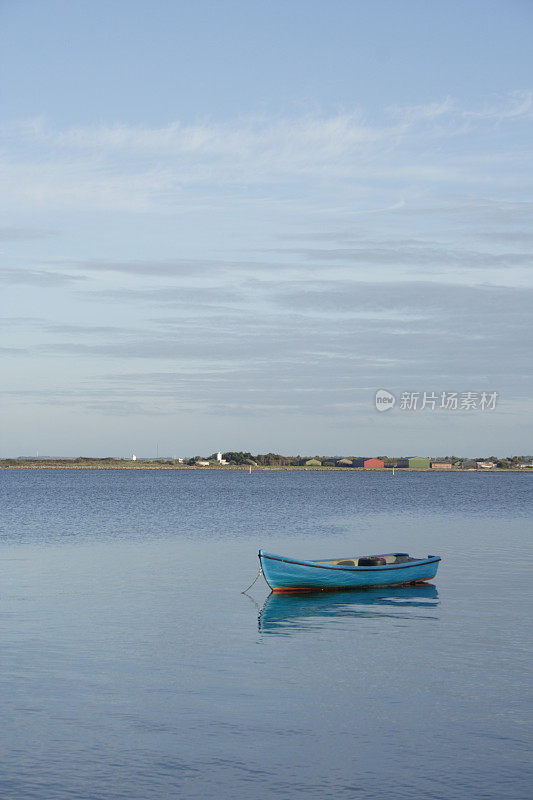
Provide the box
[258,549,441,593]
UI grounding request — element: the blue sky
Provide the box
[1,0,532,457]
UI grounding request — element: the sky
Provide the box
[0,0,532,458]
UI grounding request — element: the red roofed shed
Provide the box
[364,458,384,469]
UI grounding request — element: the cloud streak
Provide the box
[0,268,86,286]
[1,93,531,212]
[0,227,58,241]
[19,92,533,155]
[266,244,533,269]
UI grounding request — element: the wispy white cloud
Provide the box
[462,90,533,121]
[0,157,172,212]
[18,93,532,154]
[0,94,530,212]
[21,111,389,157]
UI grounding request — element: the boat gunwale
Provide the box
[259,550,441,572]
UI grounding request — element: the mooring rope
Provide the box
[241,565,263,594]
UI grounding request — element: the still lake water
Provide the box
[0,469,531,800]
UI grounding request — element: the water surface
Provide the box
[0,470,531,799]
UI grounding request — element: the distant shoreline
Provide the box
[0,463,530,473]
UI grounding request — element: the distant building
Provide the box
[476,461,495,469]
[353,458,384,469]
[364,458,384,470]
[460,460,477,469]
[397,457,431,469]
[132,454,137,461]
[196,460,210,466]
[304,458,322,466]
[337,458,354,467]
[431,462,452,469]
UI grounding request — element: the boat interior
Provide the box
[315,553,418,567]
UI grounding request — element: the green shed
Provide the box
[407,456,431,469]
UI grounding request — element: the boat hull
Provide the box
[259,550,440,593]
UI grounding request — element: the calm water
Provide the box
[0,469,531,800]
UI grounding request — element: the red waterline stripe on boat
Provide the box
[271,577,437,593]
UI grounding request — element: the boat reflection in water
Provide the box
[257,583,439,634]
